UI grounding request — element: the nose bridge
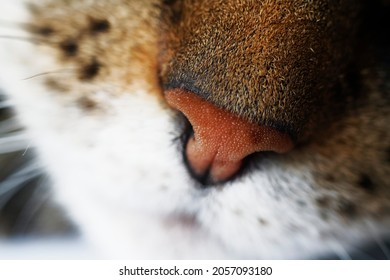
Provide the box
[164,22,295,135]
[160,0,361,141]
[165,16,266,116]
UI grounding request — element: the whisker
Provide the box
[0,101,12,110]
[0,118,21,134]
[0,162,41,209]
[374,235,390,260]
[22,69,75,81]
[348,247,375,260]
[330,241,352,260]
[364,220,390,260]
[0,132,28,154]
[0,34,64,49]
[22,144,30,157]
[0,34,44,44]
[11,176,50,234]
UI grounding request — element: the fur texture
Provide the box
[0,0,389,259]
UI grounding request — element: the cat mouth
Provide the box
[165,88,294,186]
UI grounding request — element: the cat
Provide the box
[0,0,389,259]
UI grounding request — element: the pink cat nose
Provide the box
[165,89,294,184]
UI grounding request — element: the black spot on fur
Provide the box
[60,40,78,57]
[316,197,330,208]
[337,200,357,219]
[89,18,110,33]
[324,174,336,183]
[357,174,376,193]
[162,0,182,24]
[162,0,178,4]
[36,26,54,36]
[316,197,331,221]
[80,59,101,80]
[386,147,390,163]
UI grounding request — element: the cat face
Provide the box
[0,0,389,259]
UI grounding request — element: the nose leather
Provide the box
[165,88,294,183]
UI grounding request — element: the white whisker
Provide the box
[364,220,390,259]
[22,144,30,156]
[0,118,21,134]
[0,34,43,44]
[0,101,13,109]
[330,241,352,260]
[375,237,390,260]
[12,176,50,233]
[0,132,28,153]
[0,162,42,211]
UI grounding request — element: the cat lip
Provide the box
[165,88,294,184]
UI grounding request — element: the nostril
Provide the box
[185,135,243,184]
[165,88,294,184]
